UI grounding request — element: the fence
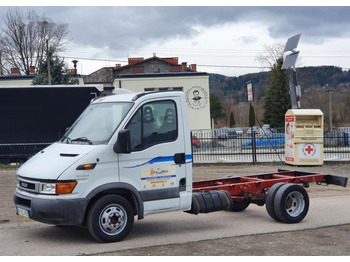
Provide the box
[192,128,350,164]
[0,143,51,164]
[1,128,350,164]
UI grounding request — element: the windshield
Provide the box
[61,102,133,145]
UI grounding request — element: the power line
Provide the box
[62,55,350,69]
[198,64,263,69]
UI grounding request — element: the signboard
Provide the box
[299,143,321,159]
[247,82,253,102]
[285,115,295,162]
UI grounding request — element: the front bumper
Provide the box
[14,191,90,225]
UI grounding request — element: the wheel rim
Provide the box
[99,204,127,236]
[285,191,305,217]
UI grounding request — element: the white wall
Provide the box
[113,74,211,130]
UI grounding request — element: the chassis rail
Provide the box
[192,170,348,202]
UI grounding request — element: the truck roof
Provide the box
[92,90,184,103]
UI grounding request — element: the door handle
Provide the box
[174,153,186,164]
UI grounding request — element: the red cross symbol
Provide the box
[305,145,314,154]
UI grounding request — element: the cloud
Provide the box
[261,7,350,42]
[2,6,350,65]
[4,6,350,46]
[238,36,258,45]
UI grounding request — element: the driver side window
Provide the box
[125,100,178,151]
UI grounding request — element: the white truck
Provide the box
[14,91,348,242]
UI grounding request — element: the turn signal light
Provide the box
[56,182,78,194]
[76,163,96,170]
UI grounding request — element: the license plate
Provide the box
[16,207,30,219]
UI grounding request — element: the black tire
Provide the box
[273,184,309,223]
[265,182,286,221]
[87,195,134,242]
[231,200,250,212]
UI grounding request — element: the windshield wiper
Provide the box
[71,137,93,145]
[61,135,72,144]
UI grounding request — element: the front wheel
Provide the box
[87,195,134,242]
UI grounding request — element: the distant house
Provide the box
[84,55,197,85]
[0,66,85,86]
[0,74,35,86]
[84,55,211,130]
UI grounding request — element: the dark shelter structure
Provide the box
[0,85,103,163]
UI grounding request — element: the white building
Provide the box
[112,72,211,130]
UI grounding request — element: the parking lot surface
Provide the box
[1,163,350,255]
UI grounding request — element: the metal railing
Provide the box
[192,128,350,164]
[1,128,350,164]
[0,143,51,164]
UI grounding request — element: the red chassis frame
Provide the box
[192,169,348,203]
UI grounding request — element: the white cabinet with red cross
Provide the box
[285,109,324,166]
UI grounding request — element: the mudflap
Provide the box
[324,175,348,187]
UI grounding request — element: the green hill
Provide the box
[209,66,349,103]
[209,66,350,128]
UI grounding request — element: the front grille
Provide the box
[19,180,36,190]
[17,177,40,193]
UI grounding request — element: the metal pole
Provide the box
[251,128,257,164]
[0,51,3,76]
[329,90,333,132]
[46,39,51,85]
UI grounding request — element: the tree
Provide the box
[263,57,291,128]
[0,7,69,75]
[210,93,225,124]
[249,103,256,127]
[256,43,285,69]
[229,112,235,127]
[32,52,78,85]
[222,98,233,126]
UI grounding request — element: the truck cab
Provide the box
[14,91,193,242]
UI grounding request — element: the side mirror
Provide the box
[114,129,131,154]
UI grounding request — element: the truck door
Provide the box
[118,98,187,215]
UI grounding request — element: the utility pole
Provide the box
[328,90,333,132]
[0,51,3,76]
[46,39,51,85]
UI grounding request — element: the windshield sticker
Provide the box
[141,166,176,189]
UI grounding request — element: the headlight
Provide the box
[39,181,77,195]
[39,183,56,194]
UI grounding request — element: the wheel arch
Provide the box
[85,182,144,223]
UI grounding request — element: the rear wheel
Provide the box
[230,200,250,212]
[87,195,134,242]
[265,182,286,221]
[273,184,309,223]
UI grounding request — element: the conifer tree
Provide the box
[249,104,255,127]
[229,112,235,127]
[263,57,291,128]
[32,52,78,85]
[210,93,225,124]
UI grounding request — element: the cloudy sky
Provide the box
[1,2,350,77]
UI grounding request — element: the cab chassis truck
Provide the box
[14,91,348,242]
